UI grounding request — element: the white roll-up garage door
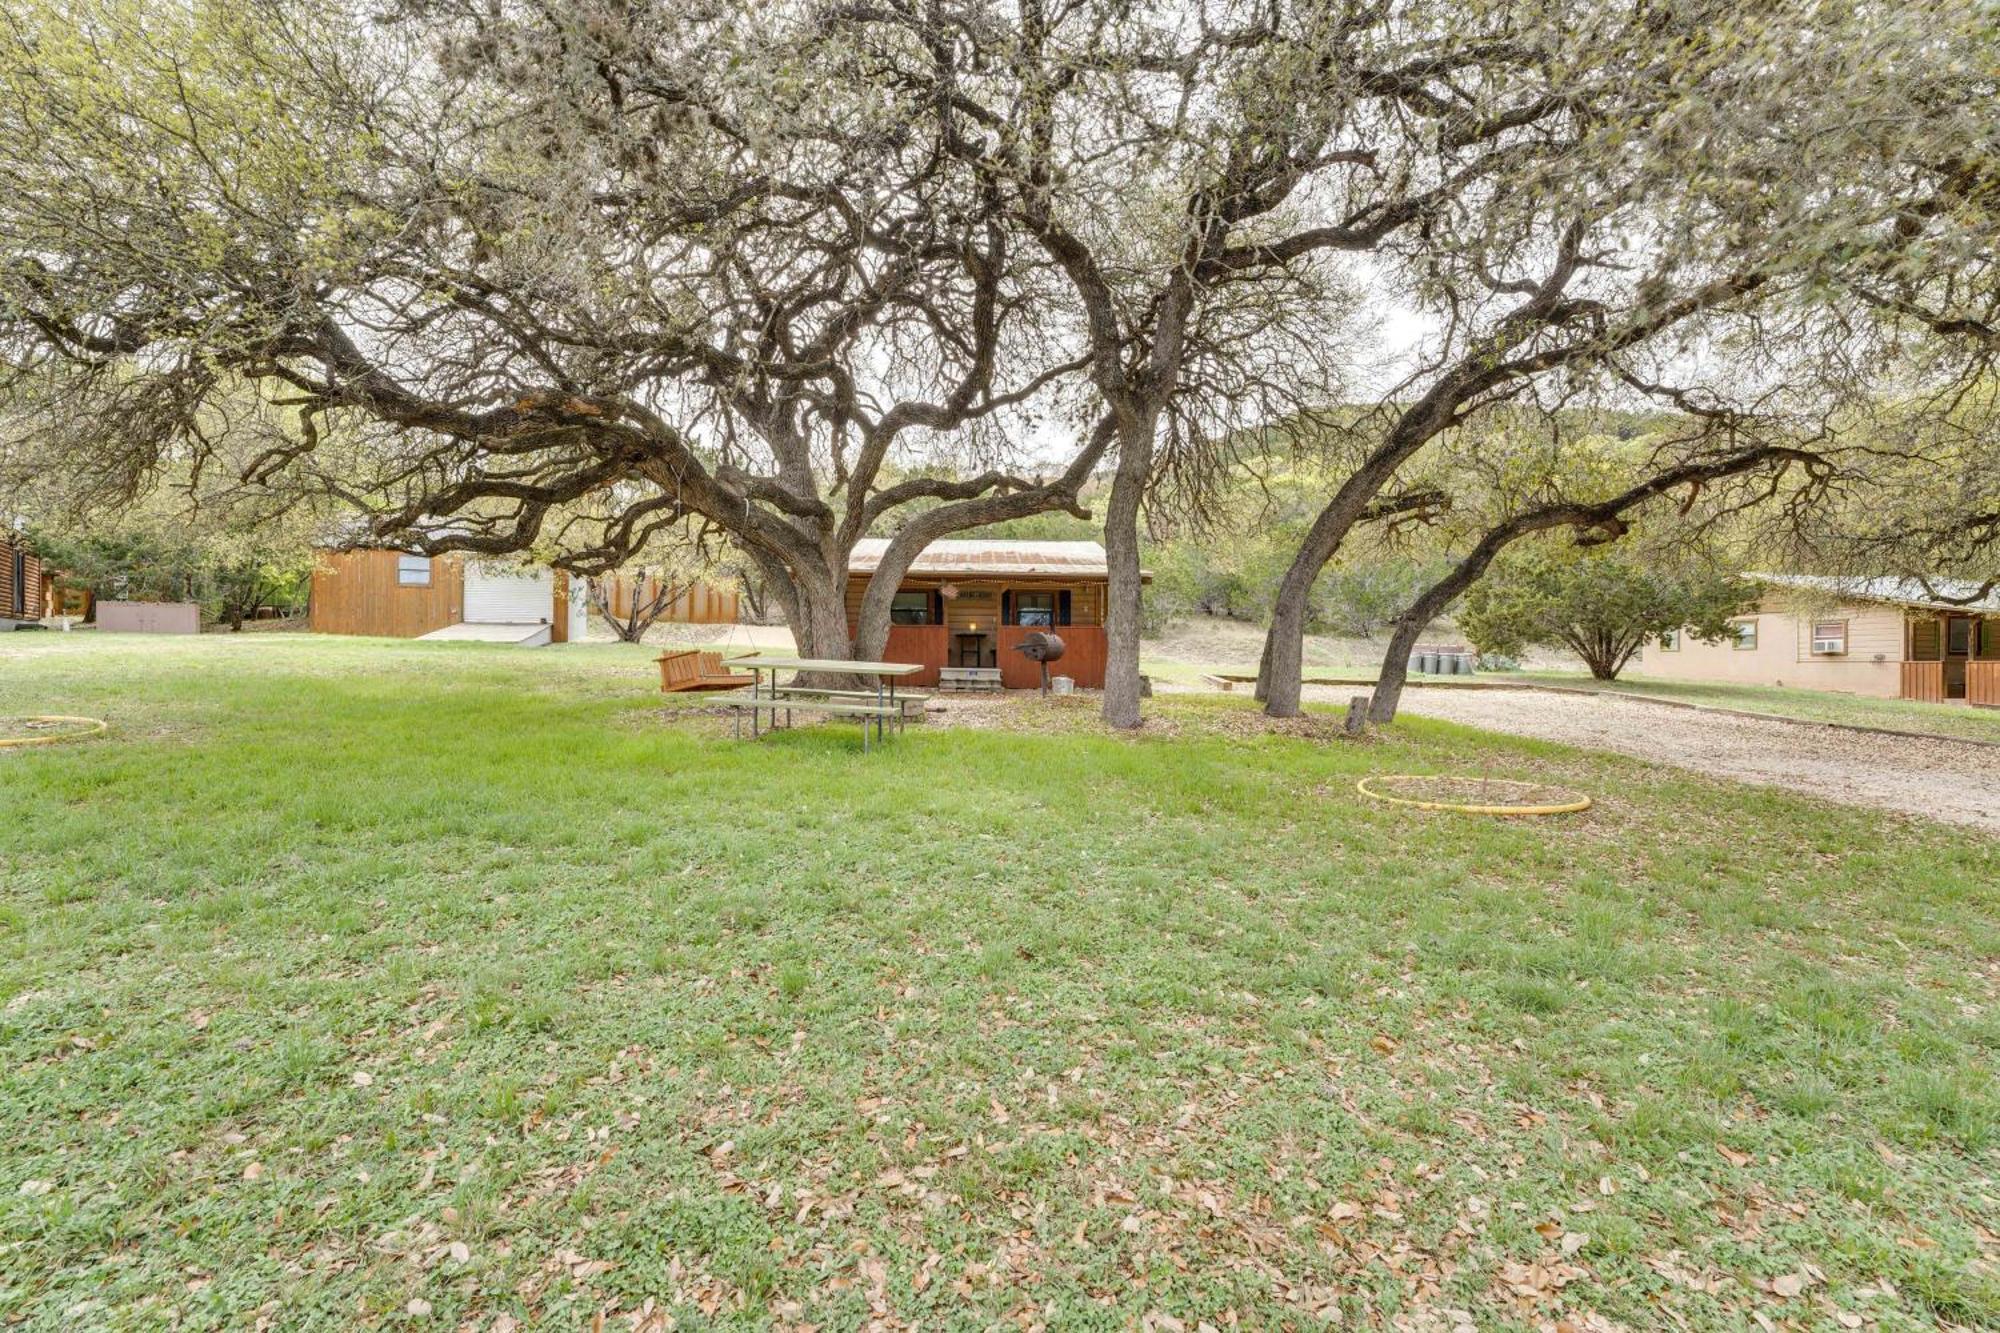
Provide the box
[463,563,554,624]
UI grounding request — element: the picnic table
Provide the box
[721,656,926,750]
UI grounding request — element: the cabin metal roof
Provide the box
[1748,572,2000,614]
[849,539,1117,579]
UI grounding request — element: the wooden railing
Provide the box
[880,626,950,687]
[873,624,1111,689]
[997,625,1109,689]
[1969,661,2000,707]
[1900,660,1945,702]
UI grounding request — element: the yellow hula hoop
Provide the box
[1355,774,1591,817]
[0,716,109,748]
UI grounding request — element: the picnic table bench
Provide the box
[715,657,924,751]
[759,685,932,724]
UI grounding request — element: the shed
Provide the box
[308,549,589,646]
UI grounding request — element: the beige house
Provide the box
[1633,573,1999,706]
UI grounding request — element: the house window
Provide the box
[396,555,432,587]
[1810,620,1847,655]
[890,591,932,626]
[1013,591,1055,627]
[1947,617,1972,657]
[1658,629,1680,651]
[1731,618,1758,650]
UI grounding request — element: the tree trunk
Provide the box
[1100,420,1153,730]
[1366,532,1514,725]
[1256,479,1393,715]
[783,564,866,688]
[1364,614,1428,725]
[1256,555,1318,716]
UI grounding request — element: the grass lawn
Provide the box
[1508,674,2000,747]
[1,634,1996,1332]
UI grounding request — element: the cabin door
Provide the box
[1944,615,1974,699]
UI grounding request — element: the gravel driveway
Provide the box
[1302,684,2000,834]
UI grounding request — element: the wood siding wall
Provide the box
[1,537,41,621]
[309,550,465,638]
[596,574,740,625]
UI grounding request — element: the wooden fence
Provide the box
[594,575,740,626]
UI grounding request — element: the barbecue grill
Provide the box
[1012,630,1066,694]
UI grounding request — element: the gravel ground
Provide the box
[1306,684,2000,834]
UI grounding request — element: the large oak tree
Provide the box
[0,0,1101,666]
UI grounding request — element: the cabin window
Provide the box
[1810,620,1847,655]
[1730,618,1758,650]
[890,591,932,625]
[1658,629,1680,651]
[1013,591,1055,627]
[396,555,432,587]
[1947,617,1972,656]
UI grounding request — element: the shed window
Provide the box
[396,555,432,587]
[1810,620,1847,655]
[1730,618,1758,651]
[1658,629,1680,651]
[890,591,932,625]
[1013,591,1055,627]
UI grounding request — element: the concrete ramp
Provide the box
[417,622,552,646]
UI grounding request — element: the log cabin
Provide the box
[846,539,1141,689]
[1,532,43,629]
[1634,573,2000,706]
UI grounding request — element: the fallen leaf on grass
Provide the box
[1769,1271,1813,1299]
[1715,1143,1753,1168]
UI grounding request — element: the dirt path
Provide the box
[1301,684,2000,834]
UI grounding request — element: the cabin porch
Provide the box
[1901,611,2000,705]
